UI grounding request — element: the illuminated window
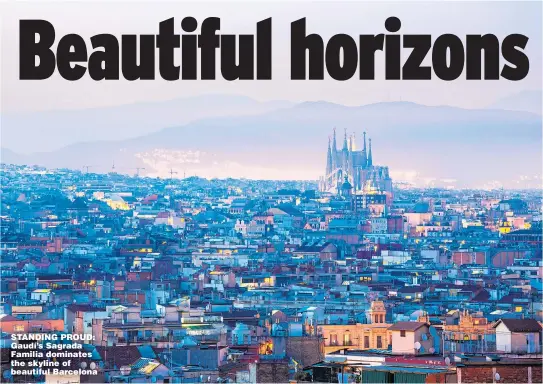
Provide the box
[344,332,351,346]
[14,325,25,332]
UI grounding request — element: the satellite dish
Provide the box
[429,347,435,354]
[90,362,96,370]
[445,357,451,366]
[495,373,500,381]
[414,342,421,350]
[80,362,87,369]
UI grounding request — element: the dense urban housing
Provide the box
[0,138,542,383]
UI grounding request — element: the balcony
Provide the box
[327,341,354,347]
[113,335,174,345]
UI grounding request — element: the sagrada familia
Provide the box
[319,129,393,196]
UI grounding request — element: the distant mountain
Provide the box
[487,90,542,115]
[3,101,541,188]
[1,94,294,153]
[0,148,26,165]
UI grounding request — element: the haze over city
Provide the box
[1,2,543,384]
[1,2,542,188]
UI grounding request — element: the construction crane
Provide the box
[134,167,145,177]
[169,169,178,180]
[82,165,92,174]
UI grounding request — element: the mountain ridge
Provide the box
[2,100,540,188]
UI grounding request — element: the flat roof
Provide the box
[361,365,451,374]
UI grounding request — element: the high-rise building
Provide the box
[320,129,393,198]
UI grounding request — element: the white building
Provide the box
[494,319,542,354]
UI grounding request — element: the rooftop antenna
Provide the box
[82,165,92,174]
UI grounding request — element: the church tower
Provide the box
[367,138,373,166]
[332,128,338,171]
[321,128,393,197]
[342,128,349,172]
[361,132,368,168]
[368,300,387,324]
[326,136,333,180]
[349,134,355,188]
[340,176,353,199]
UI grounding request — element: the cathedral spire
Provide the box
[326,136,333,176]
[349,134,355,190]
[343,128,348,151]
[361,131,367,168]
[332,128,338,173]
[367,138,373,166]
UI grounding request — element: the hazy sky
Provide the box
[1,0,541,113]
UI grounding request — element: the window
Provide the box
[400,330,406,337]
[380,314,384,323]
[14,325,25,332]
[364,336,370,348]
[344,333,351,346]
[330,334,338,346]
[377,336,383,349]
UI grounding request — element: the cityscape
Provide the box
[0,128,541,383]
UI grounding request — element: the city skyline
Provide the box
[1,161,541,192]
[1,2,542,383]
[2,94,541,189]
[2,1,541,188]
